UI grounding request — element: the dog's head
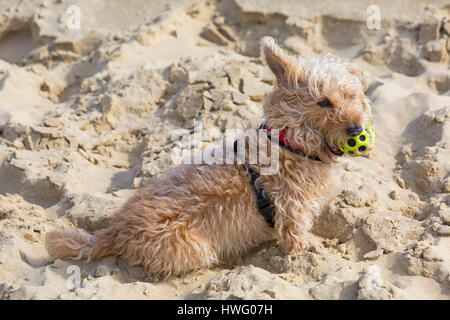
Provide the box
[260,37,372,162]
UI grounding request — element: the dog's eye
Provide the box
[317,99,333,108]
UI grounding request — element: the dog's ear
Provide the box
[260,37,298,87]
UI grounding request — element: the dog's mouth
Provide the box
[327,143,344,156]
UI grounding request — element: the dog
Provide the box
[46,37,372,277]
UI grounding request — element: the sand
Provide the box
[0,0,449,300]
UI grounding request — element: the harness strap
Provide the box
[244,164,276,228]
[233,139,275,228]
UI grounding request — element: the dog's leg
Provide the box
[114,225,218,277]
[274,197,313,255]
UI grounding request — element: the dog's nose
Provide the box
[346,125,363,136]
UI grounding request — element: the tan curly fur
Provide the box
[45,37,373,277]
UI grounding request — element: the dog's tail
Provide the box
[45,227,116,262]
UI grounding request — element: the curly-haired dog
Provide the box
[46,37,372,276]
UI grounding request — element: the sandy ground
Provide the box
[0,0,449,300]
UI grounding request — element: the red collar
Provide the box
[266,127,297,149]
[261,124,323,162]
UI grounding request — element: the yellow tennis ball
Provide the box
[339,124,375,157]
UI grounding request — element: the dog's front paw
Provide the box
[280,238,309,255]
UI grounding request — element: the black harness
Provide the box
[234,125,323,228]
